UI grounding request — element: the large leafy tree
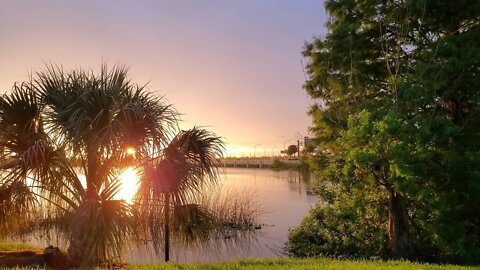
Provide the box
[0,65,226,266]
[289,0,480,263]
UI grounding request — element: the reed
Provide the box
[198,185,263,229]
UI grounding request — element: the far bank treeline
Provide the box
[288,0,480,265]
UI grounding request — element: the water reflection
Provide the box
[128,168,318,263]
[12,168,317,263]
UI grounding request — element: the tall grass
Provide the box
[199,186,263,229]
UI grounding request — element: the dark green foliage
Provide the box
[289,0,480,264]
[288,181,389,258]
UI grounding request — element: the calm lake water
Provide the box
[13,168,317,263]
[125,168,318,263]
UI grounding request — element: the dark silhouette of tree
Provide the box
[0,65,226,266]
[287,145,298,158]
[136,128,223,262]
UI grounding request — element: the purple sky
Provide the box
[0,1,327,156]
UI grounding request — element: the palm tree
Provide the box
[0,65,177,266]
[136,127,224,262]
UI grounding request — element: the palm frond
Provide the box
[0,181,38,237]
[35,64,178,189]
[114,89,178,159]
[0,82,42,133]
[140,127,223,199]
[0,84,81,219]
[136,126,224,210]
[166,127,224,202]
[173,203,214,242]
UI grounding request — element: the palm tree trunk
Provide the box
[388,188,415,259]
[67,188,99,267]
[164,193,170,262]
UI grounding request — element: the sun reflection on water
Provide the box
[117,167,140,203]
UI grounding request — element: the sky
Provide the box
[0,0,328,157]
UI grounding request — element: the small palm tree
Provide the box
[0,65,177,266]
[136,127,224,262]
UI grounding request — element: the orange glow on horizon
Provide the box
[225,146,280,158]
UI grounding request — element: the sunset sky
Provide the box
[0,1,328,157]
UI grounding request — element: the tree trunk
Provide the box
[164,193,170,262]
[67,206,89,267]
[388,188,416,260]
[67,188,100,267]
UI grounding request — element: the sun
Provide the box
[125,147,136,156]
[117,167,140,203]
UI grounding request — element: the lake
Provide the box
[124,168,318,263]
[12,168,317,263]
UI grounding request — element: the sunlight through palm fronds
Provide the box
[0,64,178,267]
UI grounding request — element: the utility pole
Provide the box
[297,140,301,158]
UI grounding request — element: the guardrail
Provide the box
[219,158,299,168]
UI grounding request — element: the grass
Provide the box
[199,185,263,228]
[129,258,480,270]
[0,242,40,252]
[1,243,479,269]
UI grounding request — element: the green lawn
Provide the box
[129,258,480,270]
[0,242,40,252]
[1,243,479,270]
